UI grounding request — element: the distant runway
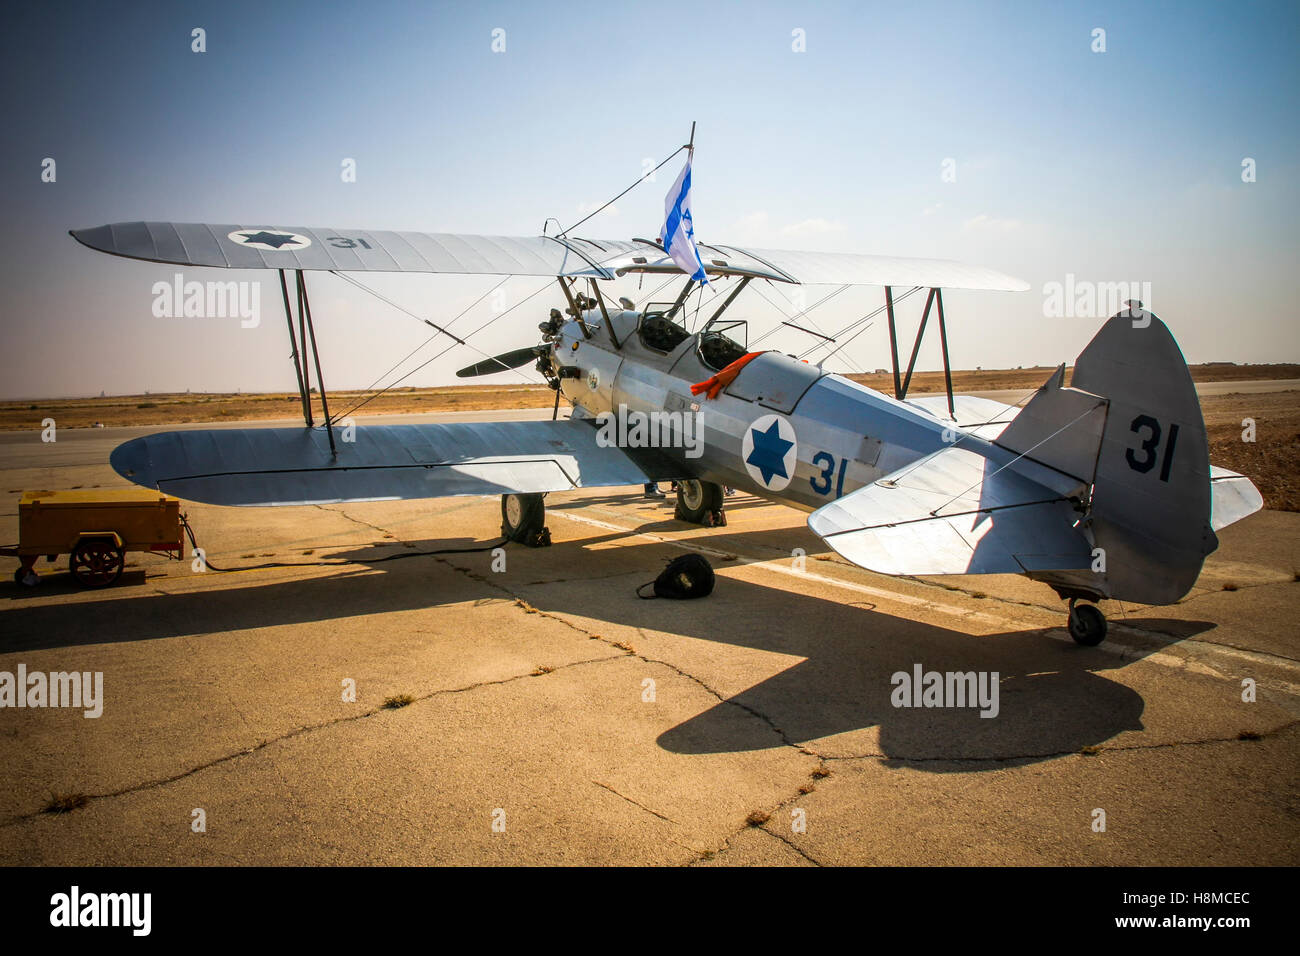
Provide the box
[967,378,1298,405]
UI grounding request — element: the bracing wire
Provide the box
[806,285,924,364]
[331,272,511,398]
[750,284,848,347]
[556,144,689,237]
[331,276,556,421]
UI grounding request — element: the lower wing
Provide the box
[110,419,686,506]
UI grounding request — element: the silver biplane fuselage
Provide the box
[551,307,953,513]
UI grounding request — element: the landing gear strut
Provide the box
[675,479,727,527]
[1067,599,1107,646]
[501,493,551,547]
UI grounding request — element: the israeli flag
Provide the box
[660,157,709,285]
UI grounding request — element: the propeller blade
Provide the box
[455,346,542,378]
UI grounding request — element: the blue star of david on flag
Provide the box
[659,157,709,285]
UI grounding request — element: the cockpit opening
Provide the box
[638,307,692,353]
[698,319,748,371]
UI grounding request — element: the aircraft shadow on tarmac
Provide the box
[0,523,1215,771]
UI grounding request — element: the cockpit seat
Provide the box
[699,330,748,371]
[640,312,691,353]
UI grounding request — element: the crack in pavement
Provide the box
[431,547,848,867]
[687,721,1299,865]
[758,823,825,866]
[440,554,807,754]
[592,780,677,825]
[689,771,829,867]
[0,651,620,831]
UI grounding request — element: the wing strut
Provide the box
[587,278,621,350]
[277,269,313,427]
[884,286,903,398]
[297,271,336,455]
[900,288,937,398]
[884,285,956,418]
[700,276,751,334]
[277,268,336,454]
[557,278,592,338]
[666,277,697,321]
[936,287,956,418]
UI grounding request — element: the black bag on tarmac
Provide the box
[637,554,715,600]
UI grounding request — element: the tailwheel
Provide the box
[69,536,125,588]
[675,479,725,525]
[1067,599,1107,646]
[501,493,550,547]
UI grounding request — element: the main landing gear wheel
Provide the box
[1068,600,1107,646]
[69,537,125,588]
[501,493,550,547]
[675,479,726,527]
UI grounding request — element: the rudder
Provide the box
[1069,305,1215,604]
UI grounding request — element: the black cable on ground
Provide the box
[180,515,507,573]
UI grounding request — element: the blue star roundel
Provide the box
[227,229,312,252]
[742,414,798,491]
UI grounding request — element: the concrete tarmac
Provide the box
[0,408,1296,865]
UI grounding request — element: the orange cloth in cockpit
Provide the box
[689,351,767,400]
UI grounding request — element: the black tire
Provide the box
[675,480,724,524]
[69,537,125,588]
[1068,603,1107,646]
[501,493,546,544]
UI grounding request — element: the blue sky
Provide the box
[1,0,1297,398]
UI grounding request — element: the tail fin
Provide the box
[808,305,1261,605]
[1006,305,1219,605]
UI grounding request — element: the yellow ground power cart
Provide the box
[3,489,184,588]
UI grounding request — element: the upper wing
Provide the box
[110,419,686,506]
[72,223,642,280]
[71,222,1029,290]
[714,245,1029,291]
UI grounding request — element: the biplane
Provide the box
[70,185,1262,646]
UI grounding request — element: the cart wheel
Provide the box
[69,538,125,588]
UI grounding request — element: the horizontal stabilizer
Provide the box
[1210,465,1265,531]
[110,419,683,506]
[807,445,1092,576]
